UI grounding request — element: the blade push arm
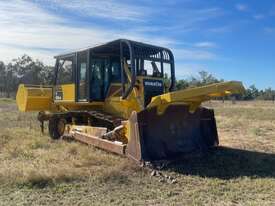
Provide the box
[147,81,245,112]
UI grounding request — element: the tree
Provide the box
[241,85,258,100]
[0,55,56,98]
[198,71,220,85]
[12,55,41,84]
[176,79,189,90]
[40,65,55,85]
[260,88,275,100]
[0,61,6,96]
[163,73,171,92]
[5,63,15,98]
[249,85,259,99]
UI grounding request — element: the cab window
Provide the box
[110,61,121,82]
[56,57,73,84]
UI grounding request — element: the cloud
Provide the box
[168,7,224,32]
[173,48,217,61]
[264,27,275,33]
[0,0,172,64]
[35,0,147,21]
[253,14,265,20]
[0,44,55,64]
[175,63,208,78]
[269,5,275,16]
[194,42,217,48]
[207,25,233,33]
[235,3,248,12]
[0,0,219,65]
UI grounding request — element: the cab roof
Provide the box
[54,39,174,63]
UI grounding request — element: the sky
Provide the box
[0,0,275,89]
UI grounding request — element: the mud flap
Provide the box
[127,105,219,162]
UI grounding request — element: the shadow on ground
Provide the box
[165,147,275,179]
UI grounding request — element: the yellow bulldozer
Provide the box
[16,39,245,163]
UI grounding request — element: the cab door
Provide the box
[54,55,75,102]
[90,58,105,101]
[77,51,88,102]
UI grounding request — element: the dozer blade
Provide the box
[66,125,127,156]
[127,104,218,162]
[73,131,127,155]
[66,105,218,163]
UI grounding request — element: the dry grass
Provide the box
[0,99,274,206]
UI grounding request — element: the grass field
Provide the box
[0,98,274,206]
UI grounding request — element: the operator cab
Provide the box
[53,39,175,107]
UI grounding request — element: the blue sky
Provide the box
[0,0,275,89]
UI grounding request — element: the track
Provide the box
[87,110,125,130]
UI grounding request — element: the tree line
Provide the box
[0,55,54,97]
[173,71,275,101]
[0,54,274,101]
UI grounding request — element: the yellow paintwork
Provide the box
[102,62,246,118]
[65,125,107,137]
[102,63,140,118]
[16,84,53,112]
[104,93,141,119]
[16,80,245,119]
[147,81,246,113]
[16,78,245,146]
[102,63,164,119]
[54,101,104,112]
[60,84,75,101]
[16,60,245,119]
[16,83,105,112]
[53,83,103,111]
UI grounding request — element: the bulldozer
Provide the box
[16,39,245,163]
